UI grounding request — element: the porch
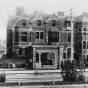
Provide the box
[32,45,63,70]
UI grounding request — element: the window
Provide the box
[48,32,59,42]
[68,32,71,42]
[67,48,71,59]
[40,32,43,39]
[83,28,86,35]
[63,52,66,59]
[29,32,31,42]
[83,41,86,49]
[41,53,54,65]
[52,20,55,26]
[21,32,27,42]
[22,19,26,26]
[83,28,86,31]
[52,32,57,38]
[36,53,39,63]
[37,20,41,26]
[36,32,39,39]
[78,28,81,32]
[36,32,43,39]
[67,21,71,27]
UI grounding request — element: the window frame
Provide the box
[68,32,71,42]
[83,28,87,35]
[37,20,41,26]
[83,41,86,49]
[36,31,44,40]
[20,32,28,42]
[52,20,55,26]
[22,19,26,26]
[48,32,59,42]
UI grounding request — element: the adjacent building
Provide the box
[7,7,88,69]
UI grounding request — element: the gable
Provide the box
[48,13,58,20]
[13,11,29,27]
[20,12,29,19]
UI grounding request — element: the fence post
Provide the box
[18,77,20,86]
[53,75,55,85]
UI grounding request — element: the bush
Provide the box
[61,59,85,82]
[0,73,6,82]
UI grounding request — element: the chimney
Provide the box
[15,6,24,16]
[57,11,64,17]
[82,12,88,16]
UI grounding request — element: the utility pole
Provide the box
[71,8,74,60]
[68,8,74,60]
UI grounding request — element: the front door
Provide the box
[36,53,41,69]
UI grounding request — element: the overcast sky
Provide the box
[0,0,88,39]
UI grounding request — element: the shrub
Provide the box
[0,73,6,82]
[61,59,85,82]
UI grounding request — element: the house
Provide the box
[7,7,85,69]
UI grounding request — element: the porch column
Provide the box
[54,52,57,69]
[33,46,36,69]
[16,49,19,55]
[38,52,41,64]
[59,47,64,69]
[38,52,42,69]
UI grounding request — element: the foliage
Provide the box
[61,59,85,82]
[0,73,6,82]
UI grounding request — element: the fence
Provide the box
[6,75,62,86]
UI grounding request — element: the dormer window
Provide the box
[67,21,71,27]
[22,19,26,26]
[52,20,55,26]
[37,20,41,26]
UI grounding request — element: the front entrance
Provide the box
[41,53,54,65]
[33,45,64,70]
[35,52,56,69]
[35,53,41,69]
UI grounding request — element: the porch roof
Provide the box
[33,45,59,48]
[48,27,60,32]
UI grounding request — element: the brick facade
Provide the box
[7,7,88,69]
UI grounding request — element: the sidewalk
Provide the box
[0,84,87,88]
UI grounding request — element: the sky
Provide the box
[0,0,88,40]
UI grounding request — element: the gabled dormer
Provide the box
[14,11,29,28]
[66,15,73,30]
[47,13,59,26]
[32,12,44,26]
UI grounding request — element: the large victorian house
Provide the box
[7,7,88,69]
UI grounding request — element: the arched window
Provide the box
[83,41,86,49]
[67,48,71,59]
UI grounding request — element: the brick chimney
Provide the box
[82,12,88,16]
[15,6,24,16]
[57,11,64,17]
